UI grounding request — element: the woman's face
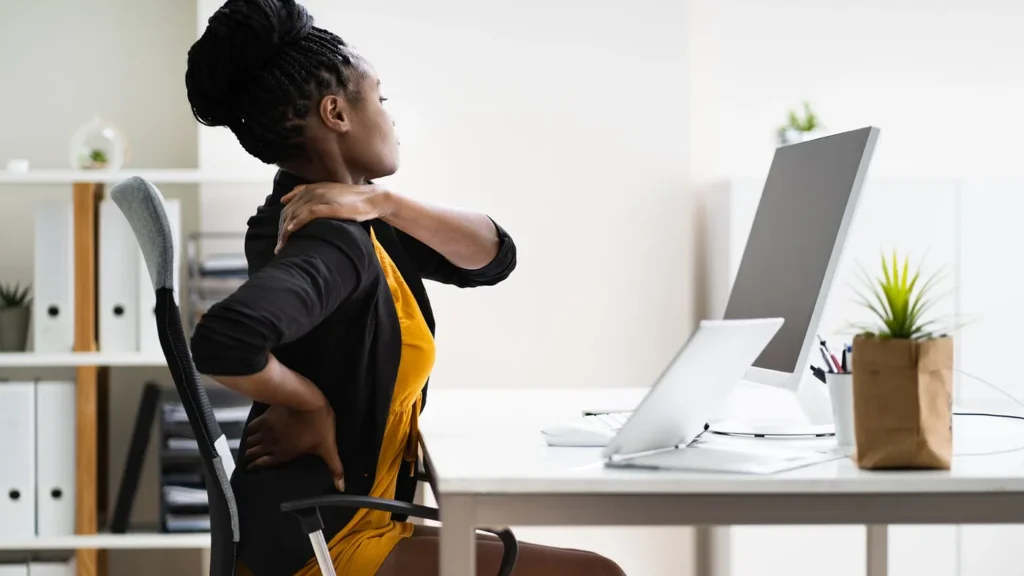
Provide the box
[337,65,399,180]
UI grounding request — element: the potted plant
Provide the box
[0,282,31,352]
[850,252,952,469]
[777,101,825,146]
[87,149,109,169]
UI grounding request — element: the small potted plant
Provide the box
[851,252,952,469]
[777,101,825,146]
[87,149,109,169]
[0,282,31,352]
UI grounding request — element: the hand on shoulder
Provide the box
[275,182,395,253]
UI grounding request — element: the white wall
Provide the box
[688,0,1024,183]
[0,2,201,575]
[196,0,694,573]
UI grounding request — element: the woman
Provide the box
[186,1,625,575]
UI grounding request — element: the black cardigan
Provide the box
[190,170,516,575]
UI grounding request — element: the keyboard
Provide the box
[581,411,632,431]
[541,411,634,447]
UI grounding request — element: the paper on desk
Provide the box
[163,405,251,423]
[163,485,209,507]
[166,437,241,451]
[693,431,841,457]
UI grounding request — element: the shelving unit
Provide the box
[0,533,211,551]
[0,168,274,185]
[0,352,166,368]
[0,169,256,576]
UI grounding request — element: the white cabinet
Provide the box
[958,180,1024,402]
[954,179,1024,576]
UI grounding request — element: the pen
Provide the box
[818,334,842,373]
[846,344,853,373]
[841,347,847,373]
[819,346,836,373]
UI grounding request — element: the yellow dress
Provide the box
[292,227,435,575]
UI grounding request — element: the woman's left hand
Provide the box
[276,182,392,253]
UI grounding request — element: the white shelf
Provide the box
[0,532,210,551]
[0,352,166,368]
[0,168,276,185]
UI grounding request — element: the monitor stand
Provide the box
[708,373,836,438]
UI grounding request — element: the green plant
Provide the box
[89,149,108,164]
[0,282,31,309]
[854,252,943,340]
[779,101,820,134]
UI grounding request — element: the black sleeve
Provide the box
[190,219,372,376]
[394,218,517,288]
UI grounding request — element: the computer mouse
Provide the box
[540,421,615,447]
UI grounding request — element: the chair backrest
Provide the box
[110,177,239,576]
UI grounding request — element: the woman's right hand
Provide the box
[243,399,346,492]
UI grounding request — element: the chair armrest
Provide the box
[281,494,440,522]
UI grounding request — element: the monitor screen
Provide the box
[723,128,877,377]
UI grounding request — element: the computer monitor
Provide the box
[723,126,879,392]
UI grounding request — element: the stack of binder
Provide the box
[97,198,182,355]
[185,232,248,336]
[0,380,77,575]
[0,561,75,576]
[159,386,249,533]
[33,199,182,355]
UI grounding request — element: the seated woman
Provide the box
[186,1,625,575]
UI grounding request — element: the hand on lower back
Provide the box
[243,400,346,492]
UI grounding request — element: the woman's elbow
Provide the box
[464,239,516,287]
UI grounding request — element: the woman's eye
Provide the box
[379,96,389,104]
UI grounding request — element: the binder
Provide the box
[35,380,76,537]
[99,198,140,352]
[110,382,160,533]
[28,560,74,576]
[33,202,75,353]
[0,565,28,576]
[0,382,36,539]
[139,198,180,355]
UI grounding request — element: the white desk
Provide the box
[418,387,1024,576]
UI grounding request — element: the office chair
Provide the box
[110,176,519,576]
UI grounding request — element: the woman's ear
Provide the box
[319,94,351,134]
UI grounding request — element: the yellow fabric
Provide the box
[292,227,436,576]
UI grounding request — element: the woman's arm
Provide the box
[190,218,371,409]
[212,354,325,410]
[278,183,517,287]
[377,191,499,270]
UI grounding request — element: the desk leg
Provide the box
[866,525,888,576]
[695,526,730,576]
[440,495,476,576]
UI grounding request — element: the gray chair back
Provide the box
[110,177,239,576]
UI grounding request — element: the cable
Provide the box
[954,412,1024,423]
[951,369,1024,456]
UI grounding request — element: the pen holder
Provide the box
[824,373,855,453]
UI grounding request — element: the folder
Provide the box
[0,382,36,539]
[33,202,75,353]
[35,380,76,537]
[0,565,28,576]
[28,560,74,576]
[139,198,180,355]
[99,198,140,352]
[110,382,160,533]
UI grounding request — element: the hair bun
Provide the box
[186,0,314,127]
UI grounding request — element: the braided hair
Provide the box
[186,0,363,165]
